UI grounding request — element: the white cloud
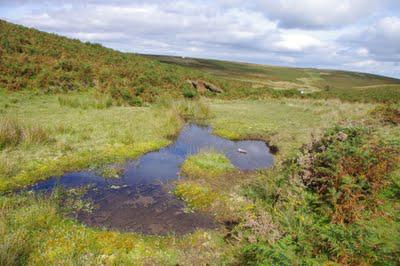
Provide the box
[254,0,383,29]
[342,16,400,62]
[274,33,324,52]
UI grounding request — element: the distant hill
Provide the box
[1,19,399,103]
[146,55,400,102]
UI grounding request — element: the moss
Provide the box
[0,194,229,265]
[174,182,219,211]
[181,151,234,179]
[99,165,124,179]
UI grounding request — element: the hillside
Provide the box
[1,19,400,103]
[147,54,400,102]
[0,19,217,104]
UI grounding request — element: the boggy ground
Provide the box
[1,90,399,265]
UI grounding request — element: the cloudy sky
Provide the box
[1,0,400,78]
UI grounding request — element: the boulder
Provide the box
[187,80,223,93]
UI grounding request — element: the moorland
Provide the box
[0,20,399,265]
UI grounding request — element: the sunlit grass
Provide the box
[207,98,374,159]
[181,151,234,179]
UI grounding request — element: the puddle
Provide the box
[28,124,274,235]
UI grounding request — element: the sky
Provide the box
[1,0,400,78]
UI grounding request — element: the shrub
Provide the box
[297,125,399,223]
[182,83,198,99]
[371,104,400,125]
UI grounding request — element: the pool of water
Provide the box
[28,124,274,235]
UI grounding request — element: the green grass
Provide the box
[1,88,397,265]
[207,98,373,159]
[181,151,234,179]
[0,89,183,190]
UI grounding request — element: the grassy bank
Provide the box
[0,90,214,191]
[207,98,373,159]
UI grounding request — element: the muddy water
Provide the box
[29,124,274,235]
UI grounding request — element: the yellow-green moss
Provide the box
[0,194,230,265]
[181,151,234,179]
[174,182,218,211]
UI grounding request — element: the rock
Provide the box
[187,80,223,93]
[204,81,223,93]
[238,148,247,154]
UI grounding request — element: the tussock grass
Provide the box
[0,116,50,150]
[0,116,22,149]
[58,92,113,109]
[155,98,212,122]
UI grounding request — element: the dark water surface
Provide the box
[29,124,274,235]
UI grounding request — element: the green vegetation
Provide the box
[0,116,51,150]
[238,125,399,265]
[0,19,399,265]
[0,193,228,265]
[207,99,372,159]
[0,90,214,191]
[0,20,226,104]
[182,83,198,99]
[149,55,400,103]
[181,151,234,178]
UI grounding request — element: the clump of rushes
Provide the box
[181,151,234,179]
[174,99,211,122]
[0,116,22,149]
[58,93,113,109]
[23,124,51,145]
[99,165,124,179]
[0,116,51,149]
